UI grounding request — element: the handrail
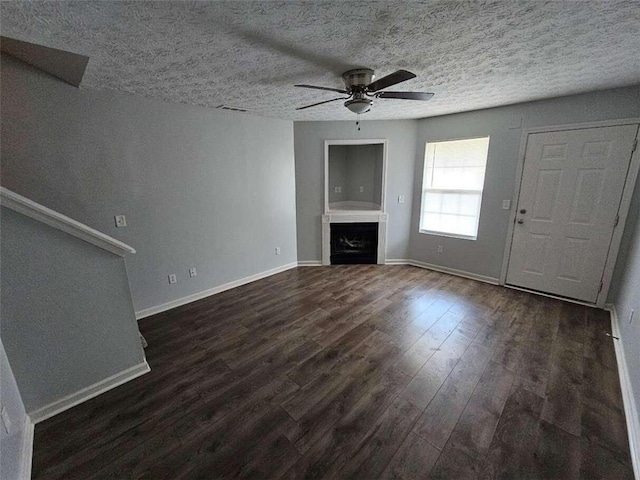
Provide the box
[0,187,136,257]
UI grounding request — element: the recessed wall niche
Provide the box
[325,140,387,213]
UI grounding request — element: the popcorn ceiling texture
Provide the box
[2,0,639,120]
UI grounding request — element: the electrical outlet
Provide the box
[359,186,364,193]
[629,309,635,324]
[275,247,281,255]
[1,407,11,434]
[168,274,177,284]
[189,268,197,278]
[114,215,127,228]
[502,200,511,210]
[398,195,405,204]
[437,245,444,254]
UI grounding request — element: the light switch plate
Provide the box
[114,215,127,227]
[502,200,511,210]
[398,195,405,204]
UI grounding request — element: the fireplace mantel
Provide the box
[322,213,388,265]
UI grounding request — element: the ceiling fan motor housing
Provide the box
[342,68,375,90]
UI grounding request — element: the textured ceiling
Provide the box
[2,1,640,121]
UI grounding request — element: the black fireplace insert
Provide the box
[330,222,378,264]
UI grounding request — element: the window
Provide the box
[419,137,490,240]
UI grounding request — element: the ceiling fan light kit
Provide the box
[345,97,372,114]
[295,68,434,114]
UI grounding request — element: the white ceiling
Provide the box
[2,1,639,121]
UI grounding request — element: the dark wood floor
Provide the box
[33,265,634,479]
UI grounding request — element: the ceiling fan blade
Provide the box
[366,70,416,92]
[296,97,348,110]
[375,91,434,101]
[295,84,348,94]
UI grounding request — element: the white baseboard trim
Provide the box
[135,262,298,319]
[136,259,499,321]
[28,360,150,424]
[505,284,597,308]
[20,417,34,480]
[297,260,323,266]
[608,305,640,480]
[385,259,412,265]
[402,259,500,285]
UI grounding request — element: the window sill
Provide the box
[419,229,477,241]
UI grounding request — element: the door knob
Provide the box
[519,209,527,214]
[517,219,524,224]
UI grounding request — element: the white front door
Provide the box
[506,124,638,303]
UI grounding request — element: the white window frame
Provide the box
[419,136,490,241]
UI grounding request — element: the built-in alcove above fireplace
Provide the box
[325,140,386,214]
[322,139,388,265]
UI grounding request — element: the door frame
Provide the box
[499,118,640,308]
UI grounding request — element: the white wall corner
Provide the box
[608,305,640,480]
[20,418,34,480]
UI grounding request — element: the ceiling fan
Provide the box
[295,68,434,114]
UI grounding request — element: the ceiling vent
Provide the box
[216,105,248,113]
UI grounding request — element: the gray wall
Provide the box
[1,54,297,313]
[328,145,348,203]
[345,144,383,204]
[409,86,640,280]
[0,339,28,480]
[612,172,640,420]
[1,208,145,412]
[294,120,418,261]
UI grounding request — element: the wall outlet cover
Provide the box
[398,195,405,204]
[502,200,511,210]
[114,215,127,227]
[168,274,177,284]
[437,245,444,253]
[189,268,197,278]
[1,406,11,434]
[275,247,281,255]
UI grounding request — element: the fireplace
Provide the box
[330,222,378,264]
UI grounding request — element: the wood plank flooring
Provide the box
[32,265,634,479]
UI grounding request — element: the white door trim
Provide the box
[499,118,640,308]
